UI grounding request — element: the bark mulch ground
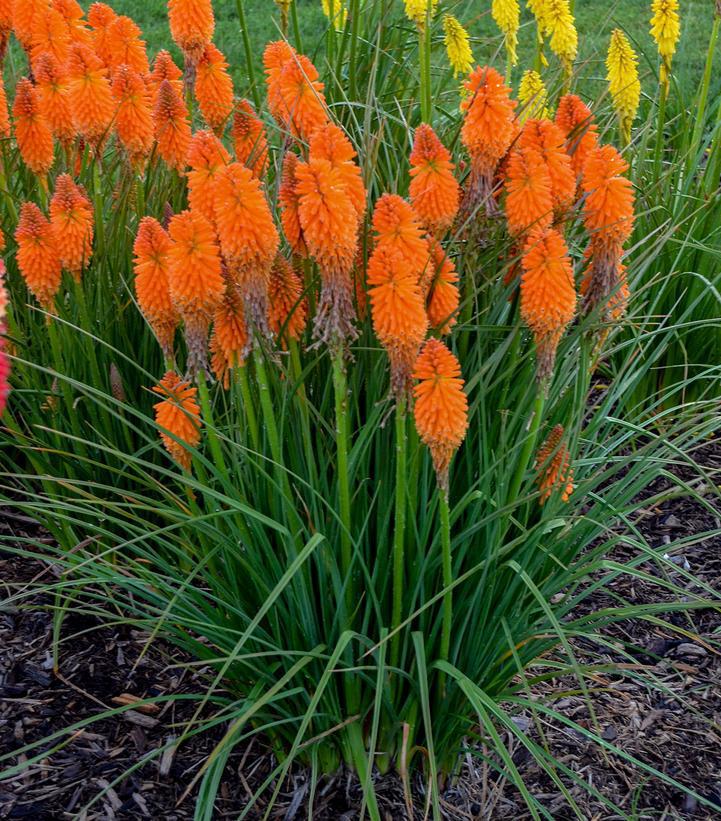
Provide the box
[1,445,720,820]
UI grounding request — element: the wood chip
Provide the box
[122,710,159,729]
[111,693,160,714]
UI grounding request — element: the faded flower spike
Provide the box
[152,371,202,471]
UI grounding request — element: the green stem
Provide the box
[290,0,303,51]
[653,81,667,181]
[254,352,282,468]
[92,161,105,261]
[348,0,361,102]
[290,340,317,481]
[506,390,545,505]
[332,352,353,617]
[688,15,720,168]
[197,371,227,474]
[390,398,408,670]
[419,18,432,123]
[235,0,261,110]
[438,490,452,694]
[237,364,259,453]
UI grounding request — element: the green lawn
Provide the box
[84,0,712,101]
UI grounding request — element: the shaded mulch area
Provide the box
[1,444,720,819]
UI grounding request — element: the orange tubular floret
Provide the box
[12,0,49,50]
[152,371,201,471]
[372,194,430,289]
[295,157,358,346]
[504,146,554,237]
[195,43,234,134]
[87,2,117,66]
[413,338,468,493]
[536,424,573,504]
[0,71,11,139]
[278,152,306,257]
[106,15,150,75]
[30,7,70,70]
[33,53,75,146]
[232,99,268,179]
[186,129,230,222]
[153,79,191,171]
[520,227,576,383]
[409,123,460,235]
[52,0,92,47]
[268,255,307,347]
[49,174,94,279]
[66,42,114,146]
[15,202,62,311]
[213,277,249,372]
[308,123,366,219]
[168,0,214,61]
[581,144,634,247]
[518,119,575,214]
[13,78,54,177]
[168,210,224,374]
[214,162,279,281]
[367,243,428,398]
[149,50,184,101]
[112,64,154,167]
[264,42,329,142]
[426,240,459,334]
[555,94,599,178]
[133,217,179,359]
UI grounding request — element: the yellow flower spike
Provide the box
[545,0,577,76]
[491,0,520,68]
[519,70,550,122]
[650,0,680,90]
[404,0,437,27]
[443,15,473,78]
[607,29,641,145]
[321,0,348,29]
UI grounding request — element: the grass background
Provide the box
[59,0,712,98]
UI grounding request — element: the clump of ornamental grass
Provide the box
[0,1,720,819]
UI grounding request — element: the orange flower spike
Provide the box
[0,71,10,139]
[504,146,554,237]
[11,0,49,50]
[209,332,230,387]
[367,244,428,398]
[276,51,329,142]
[460,66,517,212]
[372,194,430,287]
[555,94,599,178]
[520,227,576,383]
[149,50,184,101]
[214,162,279,332]
[536,424,573,504]
[195,43,234,134]
[426,240,460,334]
[582,144,634,247]
[295,157,358,346]
[152,371,201,471]
[13,78,55,177]
[30,7,70,70]
[278,152,307,257]
[52,0,92,47]
[167,210,224,374]
[187,129,230,222]
[0,0,12,57]
[268,255,307,347]
[112,65,155,168]
[413,338,469,493]
[133,217,179,359]
[87,2,117,66]
[66,42,114,147]
[49,174,94,279]
[232,99,269,179]
[309,123,366,219]
[409,124,460,235]
[106,15,150,75]
[15,202,62,311]
[263,40,295,123]
[519,119,575,214]
[33,53,75,147]
[153,79,192,172]
[168,0,214,62]
[214,277,249,369]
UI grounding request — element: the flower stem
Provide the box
[237,364,259,453]
[438,489,452,694]
[419,17,433,123]
[234,0,261,110]
[507,390,545,505]
[197,370,227,475]
[332,352,353,616]
[390,397,408,670]
[688,15,720,168]
[653,81,667,180]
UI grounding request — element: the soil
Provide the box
[1,444,720,820]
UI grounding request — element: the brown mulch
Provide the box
[1,446,720,820]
